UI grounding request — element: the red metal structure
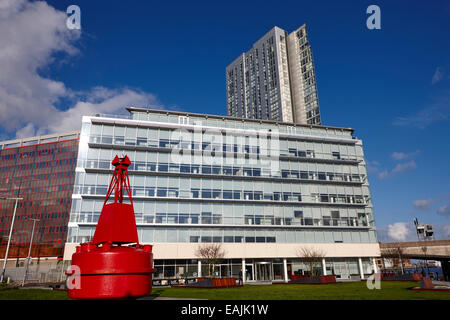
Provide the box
[67,155,155,299]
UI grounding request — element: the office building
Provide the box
[0,132,79,262]
[226,24,321,125]
[64,108,380,281]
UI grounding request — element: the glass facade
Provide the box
[151,257,375,281]
[0,133,79,259]
[226,25,322,125]
[67,109,377,247]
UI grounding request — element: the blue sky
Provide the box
[1,0,449,241]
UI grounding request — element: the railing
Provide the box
[93,113,132,120]
[87,135,363,163]
[81,159,366,183]
[0,261,69,284]
[73,184,369,206]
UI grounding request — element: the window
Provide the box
[331,211,340,226]
[332,152,341,160]
[358,212,367,226]
[201,236,212,243]
[245,237,255,243]
[288,148,297,157]
[306,150,315,158]
[178,116,189,125]
[256,237,265,243]
[202,165,212,174]
[201,212,212,224]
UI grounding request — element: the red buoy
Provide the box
[67,155,155,299]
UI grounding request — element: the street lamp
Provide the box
[22,218,40,286]
[422,246,430,276]
[0,196,23,283]
[414,217,433,277]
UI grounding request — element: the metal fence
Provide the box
[1,261,69,284]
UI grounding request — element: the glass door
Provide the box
[244,264,254,281]
[255,262,272,281]
[334,262,350,279]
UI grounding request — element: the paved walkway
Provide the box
[432,280,450,287]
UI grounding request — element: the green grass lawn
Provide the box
[150,282,450,300]
[0,282,449,300]
[0,288,69,300]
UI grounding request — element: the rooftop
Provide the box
[125,107,355,134]
[0,131,80,150]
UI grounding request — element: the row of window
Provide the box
[75,184,368,204]
[77,173,369,196]
[82,159,365,183]
[72,198,373,220]
[0,158,76,173]
[0,171,75,187]
[70,227,377,244]
[88,134,360,163]
[73,211,368,227]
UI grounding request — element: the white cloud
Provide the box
[391,160,417,174]
[379,222,450,242]
[366,160,380,174]
[378,170,389,179]
[437,204,450,217]
[378,160,417,179]
[387,222,412,241]
[0,0,165,138]
[15,122,36,139]
[442,225,450,238]
[430,224,450,240]
[393,89,450,129]
[431,67,444,85]
[391,152,407,161]
[413,199,433,211]
[391,150,420,161]
[45,87,161,134]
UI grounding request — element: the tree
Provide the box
[296,247,326,277]
[381,247,406,274]
[195,243,226,278]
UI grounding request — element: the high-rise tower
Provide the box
[226,25,321,125]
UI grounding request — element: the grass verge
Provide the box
[0,281,449,300]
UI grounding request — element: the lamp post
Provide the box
[0,196,23,283]
[422,246,430,276]
[22,218,40,286]
[414,218,433,277]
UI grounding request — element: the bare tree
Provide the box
[195,243,226,278]
[381,247,406,274]
[296,247,326,277]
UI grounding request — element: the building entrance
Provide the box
[244,264,254,281]
[333,262,350,279]
[255,262,272,281]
